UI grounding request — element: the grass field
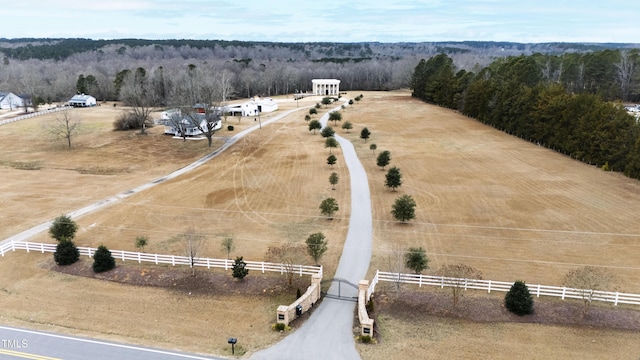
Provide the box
[1,91,639,358]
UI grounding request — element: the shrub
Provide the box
[505,280,534,316]
[92,245,116,273]
[54,239,80,266]
[296,288,302,299]
[232,256,249,280]
[113,112,142,130]
[358,335,372,343]
[365,298,375,313]
[273,323,286,331]
[227,125,234,131]
[49,214,78,242]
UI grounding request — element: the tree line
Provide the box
[411,50,640,179]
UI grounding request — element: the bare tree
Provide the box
[43,109,80,148]
[386,245,407,292]
[118,67,157,134]
[265,243,308,286]
[562,266,616,316]
[437,264,483,307]
[615,50,636,102]
[220,236,234,259]
[183,227,205,276]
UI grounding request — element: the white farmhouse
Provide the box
[68,94,97,107]
[221,96,279,117]
[0,92,25,110]
[162,112,222,136]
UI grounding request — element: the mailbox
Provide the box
[295,304,303,316]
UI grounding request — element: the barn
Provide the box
[68,94,97,107]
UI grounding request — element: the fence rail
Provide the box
[0,106,70,126]
[369,270,640,307]
[0,241,322,277]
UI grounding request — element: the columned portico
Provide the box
[312,79,341,96]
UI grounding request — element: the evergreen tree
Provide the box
[360,127,371,142]
[54,239,80,266]
[92,245,116,273]
[385,166,402,190]
[405,247,429,274]
[377,150,391,169]
[505,280,534,316]
[391,194,416,223]
[49,214,78,242]
[306,232,328,265]
[327,154,337,167]
[232,256,249,280]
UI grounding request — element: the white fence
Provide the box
[0,106,70,126]
[0,241,322,277]
[369,270,640,307]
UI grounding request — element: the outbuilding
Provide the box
[68,94,97,107]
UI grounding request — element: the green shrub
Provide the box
[227,125,234,131]
[365,298,375,313]
[273,323,286,331]
[505,280,534,316]
[296,288,302,299]
[49,214,78,242]
[358,335,372,343]
[232,256,249,280]
[54,239,80,266]
[92,245,116,273]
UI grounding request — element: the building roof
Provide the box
[69,94,95,102]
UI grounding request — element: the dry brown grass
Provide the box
[341,91,640,359]
[0,95,349,356]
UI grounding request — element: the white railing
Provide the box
[0,241,322,277]
[369,270,640,307]
[0,106,70,126]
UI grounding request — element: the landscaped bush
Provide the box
[358,335,372,343]
[227,125,234,131]
[273,323,286,331]
[505,280,534,316]
[54,239,80,266]
[112,111,152,131]
[92,245,116,273]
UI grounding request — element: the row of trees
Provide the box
[411,52,640,178]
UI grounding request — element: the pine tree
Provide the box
[505,280,534,316]
[54,239,80,266]
[232,256,249,280]
[92,245,116,273]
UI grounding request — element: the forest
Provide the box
[410,50,640,179]
[1,38,638,105]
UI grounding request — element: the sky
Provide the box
[2,0,639,44]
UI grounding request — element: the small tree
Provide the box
[360,127,371,142]
[328,111,342,125]
[221,236,235,259]
[184,227,205,276]
[308,120,321,134]
[325,137,339,154]
[44,109,80,149]
[306,232,328,265]
[309,107,318,115]
[369,143,377,154]
[327,154,337,167]
[319,198,339,219]
[49,214,78,242]
[315,103,321,109]
[232,256,249,280]
[54,239,80,266]
[385,166,403,191]
[405,247,429,274]
[505,280,534,316]
[438,264,483,307]
[304,114,311,122]
[562,266,616,316]
[92,245,116,273]
[265,244,308,286]
[342,121,353,133]
[391,194,416,223]
[329,172,339,190]
[321,126,335,138]
[321,97,332,107]
[377,150,391,169]
[135,236,148,252]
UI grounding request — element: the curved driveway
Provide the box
[250,102,372,360]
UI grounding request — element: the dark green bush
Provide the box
[92,245,116,273]
[227,125,234,131]
[274,323,286,331]
[505,280,534,316]
[54,239,80,266]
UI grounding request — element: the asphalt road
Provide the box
[250,102,372,360]
[0,325,221,360]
